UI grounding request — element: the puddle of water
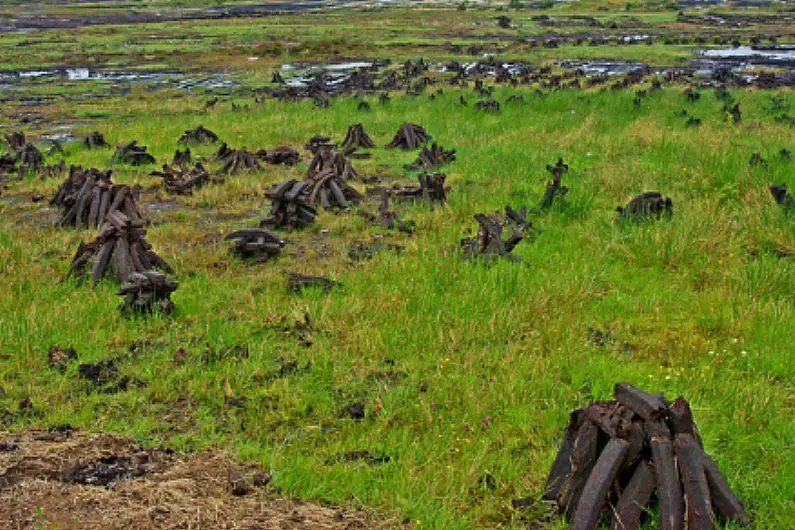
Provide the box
[699,46,795,62]
[0,67,237,91]
[558,60,647,75]
[280,61,381,88]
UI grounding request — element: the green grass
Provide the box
[1,84,794,529]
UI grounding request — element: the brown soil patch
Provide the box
[0,429,399,530]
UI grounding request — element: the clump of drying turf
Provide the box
[543,382,750,530]
[111,141,156,166]
[178,125,219,144]
[83,132,109,149]
[118,270,178,315]
[226,228,285,262]
[261,179,317,230]
[404,143,456,171]
[256,146,300,165]
[215,143,260,174]
[460,205,529,263]
[616,192,673,219]
[151,162,225,195]
[385,122,429,150]
[66,213,172,286]
[51,167,143,230]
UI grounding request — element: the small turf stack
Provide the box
[216,143,260,174]
[617,192,673,219]
[83,132,109,149]
[118,270,178,315]
[304,134,336,155]
[178,125,219,144]
[537,158,569,211]
[340,123,375,155]
[66,212,173,286]
[4,131,26,152]
[360,187,413,232]
[385,122,430,150]
[256,146,300,165]
[226,228,285,262]
[404,143,456,171]
[151,162,224,195]
[172,148,192,168]
[303,147,363,210]
[307,146,358,181]
[40,159,66,179]
[111,141,156,166]
[543,382,751,530]
[395,173,449,206]
[460,206,529,263]
[769,184,794,210]
[51,167,144,230]
[261,179,317,230]
[16,143,44,175]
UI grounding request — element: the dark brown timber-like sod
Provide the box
[543,382,750,530]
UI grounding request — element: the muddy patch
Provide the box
[0,1,350,34]
[0,429,401,530]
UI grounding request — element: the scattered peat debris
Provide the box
[343,402,366,420]
[257,146,300,165]
[360,187,414,232]
[348,240,403,262]
[305,134,336,154]
[394,173,449,206]
[474,99,501,112]
[288,273,340,292]
[47,346,77,372]
[151,162,225,195]
[748,152,767,168]
[543,382,750,530]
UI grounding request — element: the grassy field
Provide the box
[1,1,795,529]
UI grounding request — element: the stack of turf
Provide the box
[543,382,750,530]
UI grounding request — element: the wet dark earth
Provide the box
[0,1,358,33]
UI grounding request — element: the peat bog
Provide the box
[0,0,794,529]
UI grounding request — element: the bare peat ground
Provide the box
[0,429,399,530]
